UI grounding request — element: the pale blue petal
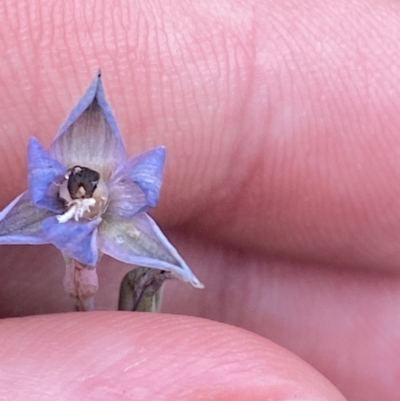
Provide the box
[107,147,166,217]
[99,213,203,288]
[41,217,101,266]
[0,192,52,245]
[49,73,127,179]
[28,137,66,213]
[106,179,150,218]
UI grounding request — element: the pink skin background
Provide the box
[0,0,399,400]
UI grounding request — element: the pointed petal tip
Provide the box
[190,276,204,289]
[172,267,204,288]
[181,263,204,288]
[28,136,39,146]
[28,136,44,153]
[99,213,204,288]
[155,146,166,162]
[50,72,128,173]
[108,146,166,215]
[94,70,103,89]
[0,192,51,245]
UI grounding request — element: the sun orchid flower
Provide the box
[0,73,203,309]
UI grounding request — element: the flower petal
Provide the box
[99,213,203,288]
[49,73,127,179]
[106,180,149,218]
[28,137,66,213]
[0,192,52,244]
[108,147,166,217]
[41,217,101,266]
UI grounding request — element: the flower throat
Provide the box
[57,165,109,223]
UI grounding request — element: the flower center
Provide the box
[67,166,100,199]
[57,166,109,223]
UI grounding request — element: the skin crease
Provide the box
[0,0,400,399]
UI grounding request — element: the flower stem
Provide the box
[118,267,171,312]
[63,256,99,311]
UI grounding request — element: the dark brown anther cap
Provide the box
[67,166,100,199]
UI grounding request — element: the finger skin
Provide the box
[0,312,346,401]
[163,235,400,401]
[1,236,399,401]
[1,0,400,273]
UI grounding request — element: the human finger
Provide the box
[1,0,400,273]
[0,312,347,401]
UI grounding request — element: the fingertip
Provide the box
[0,312,346,401]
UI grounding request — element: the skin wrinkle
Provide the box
[172,14,215,168]
[217,1,400,268]
[148,3,256,222]
[151,7,176,142]
[132,13,154,148]
[195,24,258,223]
[180,30,211,164]
[73,3,92,75]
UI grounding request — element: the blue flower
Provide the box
[0,74,203,289]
